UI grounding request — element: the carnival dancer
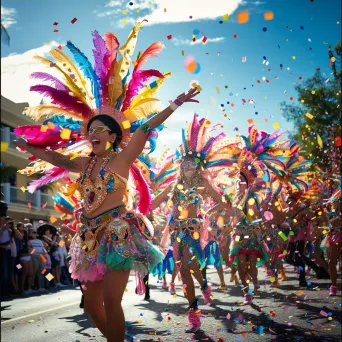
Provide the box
[164,115,236,333]
[14,21,200,341]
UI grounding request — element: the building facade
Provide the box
[1,95,61,226]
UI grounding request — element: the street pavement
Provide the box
[1,266,341,342]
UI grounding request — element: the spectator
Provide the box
[18,226,34,295]
[0,198,11,298]
[28,228,46,291]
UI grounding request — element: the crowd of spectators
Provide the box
[0,195,72,300]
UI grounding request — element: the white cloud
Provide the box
[1,42,61,106]
[101,0,243,25]
[1,6,17,28]
[172,36,225,46]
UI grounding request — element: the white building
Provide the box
[1,95,62,226]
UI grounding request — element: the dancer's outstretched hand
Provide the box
[176,88,200,104]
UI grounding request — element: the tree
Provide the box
[1,23,10,46]
[281,41,342,173]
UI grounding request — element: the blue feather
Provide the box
[204,160,233,169]
[240,135,250,150]
[43,116,81,131]
[154,168,176,183]
[181,128,187,153]
[52,193,74,212]
[66,41,101,108]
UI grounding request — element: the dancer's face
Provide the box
[88,120,116,156]
[181,159,197,179]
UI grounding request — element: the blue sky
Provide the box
[1,0,341,157]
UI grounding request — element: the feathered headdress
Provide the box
[14,22,170,204]
[174,114,239,169]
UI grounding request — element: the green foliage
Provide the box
[281,42,342,173]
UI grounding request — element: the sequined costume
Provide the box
[68,155,163,282]
[229,219,270,267]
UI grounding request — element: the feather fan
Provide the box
[92,30,109,81]
[30,72,69,92]
[130,163,151,214]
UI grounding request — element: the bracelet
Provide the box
[169,102,179,111]
[141,123,152,133]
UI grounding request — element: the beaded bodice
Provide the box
[78,154,127,214]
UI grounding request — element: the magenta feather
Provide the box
[130,163,152,215]
[92,30,109,81]
[189,115,199,151]
[14,125,45,138]
[30,72,69,92]
[121,69,164,111]
[202,132,225,155]
[30,85,93,118]
[27,167,69,193]
[134,42,164,72]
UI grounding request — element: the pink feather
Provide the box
[14,125,45,138]
[30,85,93,118]
[30,72,69,92]
[121,69,163,111]
[104,32,119,68]
[134,42,164,71]
[27,167,69,193]
[189,115,200,151]
[130,163,152,215]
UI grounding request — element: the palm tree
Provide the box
[1,23,10,46]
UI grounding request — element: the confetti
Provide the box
[122,120,131,129]
[16,264,22,270]
[50,216,57,224]
[53,22,58,26]
[273,122,280,129]
[278,231,288,241]
[1,142,8,152]
[222,14,229,20]
[71,18,77,24]
[167,34,172,40]
[317,134,323,148]
[305,113,314,119]
[264,11,274,20]
[237,11,249,24]
[45,273,54,281]
[28,202,32,209]
[60,128,71,140]
[242,56,247,62]
[53,29,59,33]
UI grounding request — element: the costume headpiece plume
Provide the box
[14,22,170,202]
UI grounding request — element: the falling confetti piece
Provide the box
[264,11,274,20]
[242,56,247,62]
[122,120,131,129]
[1,142,9,152]
[71,18,77,24]
[58,45,62,50]
[292,55,296,59]
[53,29,59,33]
[181,50,184,56]
[222,14,229,20]
[216,87,220,94]
[45,273,54,281]
[16,264,22,269]
[50,216,57,224]
[41,202,47,209]
[53,22,58,26]
[167,34,172,40]
[20,186,26,192]
[273,122,280,129]
[305,113,314,119]
[237,11,249,24]
[28,203,32,209]
[60,128,71,140]
[317,134,323,148]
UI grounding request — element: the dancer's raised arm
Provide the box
[13,138,89,173]
[118,88,200,166]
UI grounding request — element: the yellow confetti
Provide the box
[176,184,184,190]
[292,56,296,60]
[317,134,323,148]
[248,209,254,216]
[70,152,79,160]
[122,10,126,14]
[122,120,131,129]
[273,122,280,129]
[137,319,142,323]
[106,141,111,150]
[305,113,314,119]
[331,57,336,62]
[82,245,87,250]
[45,273,54,281]
[20,186,26,192]
[124,288,128,292]
[0,142,8,152]
[123,20,127,25]
[190,269,194,274]
[216,86,220,94]
[270,277,276,283]
[222,14,229,20]
[40,125,48,132]
[248,198,255,206]
[181,50,184,56]
[50,216,57,224]
[193,232,200,240]
[47,122,55,129]
[311,90,316,94]
[60,128,71,140]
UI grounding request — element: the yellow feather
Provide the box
[34,56,87,104]
[23,105,83,122]
[49,49,93,108]
[123,98,160,122]
[108,22,142,107]
[129,72,171,109]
